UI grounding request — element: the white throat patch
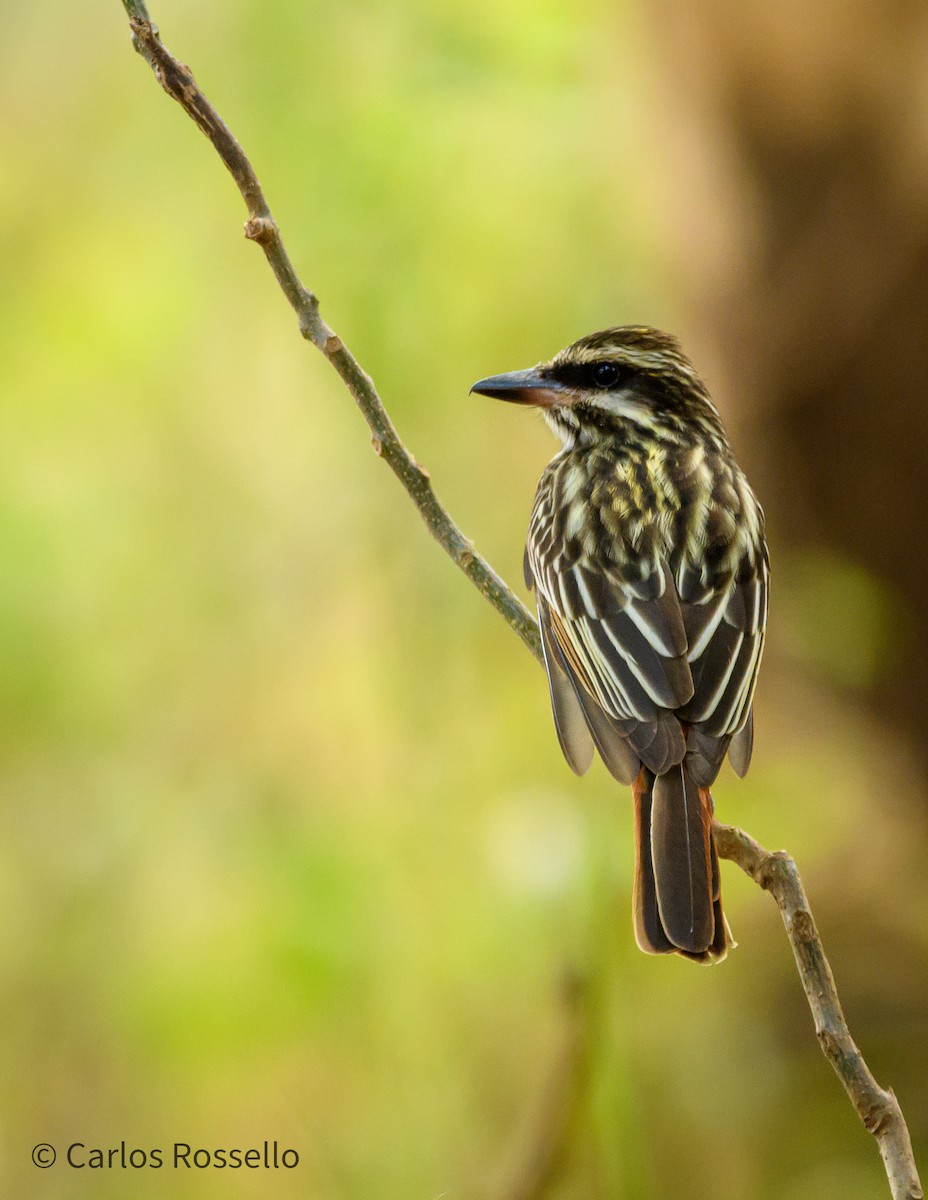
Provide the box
[593,389,660,431]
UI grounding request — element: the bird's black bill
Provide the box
[469,368,568,408]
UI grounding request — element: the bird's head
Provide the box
[470,326,723,449]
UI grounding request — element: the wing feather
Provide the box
[684,592,729,660]
[540,603,639,783]
[579,618,660,718]
[538,612,595,775]
[598,614,693,709]
[680,560,767,778]
[728,708,754,777]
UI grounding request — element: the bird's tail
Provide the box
[632,765,732,963]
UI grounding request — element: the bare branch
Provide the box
[715,822,923,1200]
[116,5,923,1197]
[118,0,542,664]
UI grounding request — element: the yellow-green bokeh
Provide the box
[1,3,926,1198]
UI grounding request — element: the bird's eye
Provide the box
[592,362,620,387]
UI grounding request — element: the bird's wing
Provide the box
[526,489,693,777]
[677,549,769,783]
[537,607,595,776]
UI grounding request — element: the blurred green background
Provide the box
[2,2,927,1197]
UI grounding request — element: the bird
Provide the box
[471,327,768,962]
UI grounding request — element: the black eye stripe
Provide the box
[546,360,631,390]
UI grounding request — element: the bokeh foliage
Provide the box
[1,2,926,1198]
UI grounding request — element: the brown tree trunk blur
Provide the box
[649,0,928,752]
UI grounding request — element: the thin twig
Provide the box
[715,822,923,1200]
[118,0,541,664]
[116,6,923,1197]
